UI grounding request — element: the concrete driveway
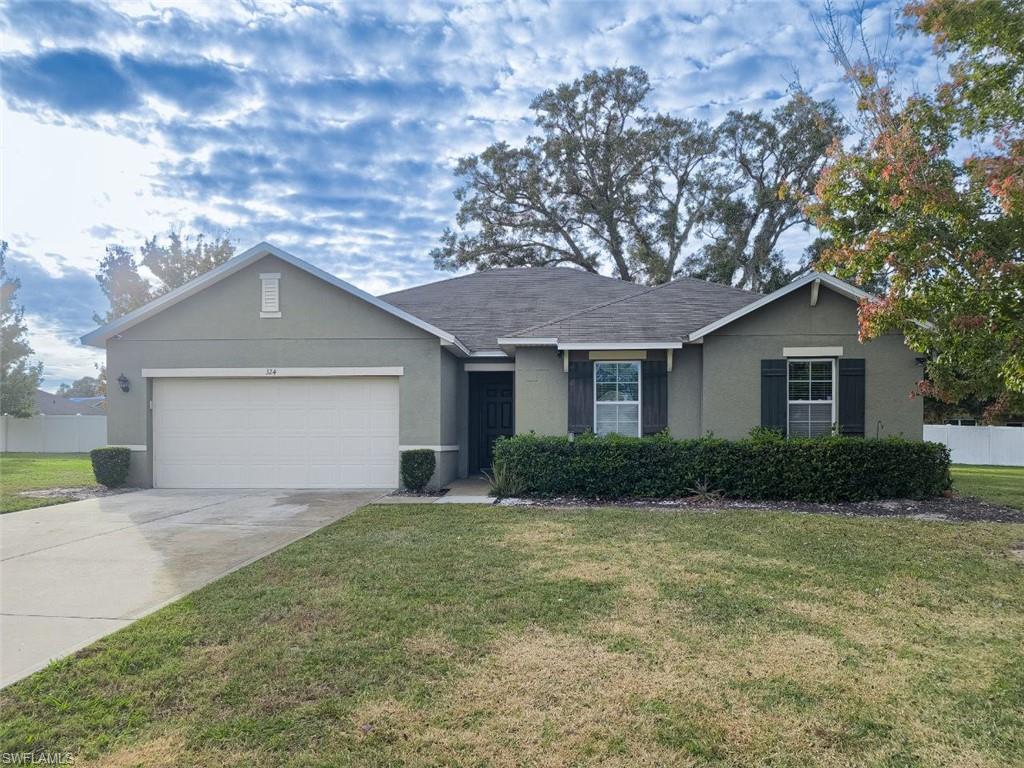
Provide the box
[0,488,382,687]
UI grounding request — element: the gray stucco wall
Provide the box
[667,345,703,438]
[701,284,923,440]
[104,254,453,487]
[514,348,567,435]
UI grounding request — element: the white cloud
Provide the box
[25,313,105,388]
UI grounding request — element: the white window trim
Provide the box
[141,366,404,378]
[783,346,844,358]
[786,358,836,437]
[593,360,642,437]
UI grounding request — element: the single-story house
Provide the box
[34,390,105,415]
[82,242,923,489]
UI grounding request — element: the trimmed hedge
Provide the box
[492,433,951,502]
[400,449,436,492]
[90,446,132,488]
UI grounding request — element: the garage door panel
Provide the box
[153,377,400,489]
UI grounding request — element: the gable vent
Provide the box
[260,273,281,318]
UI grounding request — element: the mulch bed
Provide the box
[498,494,1024,523]
[385,488,450,498]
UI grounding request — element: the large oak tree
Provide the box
[433,67,844,289]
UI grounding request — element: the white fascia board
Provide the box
[82,242,467,353]
[468,349,510,358]
[687,272,872,342]
[141,366,404,378]
[496,337,558,346]
[557,341,683,350]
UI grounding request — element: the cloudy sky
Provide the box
[1,0,940,388]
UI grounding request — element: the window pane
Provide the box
[788,361,809,379]
[595,405,617,436]
[789,420,810,438]
[618,382,639,402]
[810,380,832,400]
[596,382,618,402]
[618,404,639,436]
[595,403,639,437]
[810,361,832,379]
[618,363,639,383]
[789,380,810,400]
[595,363,616,383]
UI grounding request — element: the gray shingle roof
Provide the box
[34,390,106,415]
[381,267,644,351]
[380,268,760,350]
[510,277,760,344]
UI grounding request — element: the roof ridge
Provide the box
[380,265,628,298]
[507,279,674,337]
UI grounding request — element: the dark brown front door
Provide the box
[469,372,514,473]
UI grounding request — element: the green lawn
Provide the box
[953,464,1024,510]
[0,453,97,514]
[2,504,1022,767]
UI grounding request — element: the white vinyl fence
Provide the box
[923,425,1024,466]
[0,415,107,453]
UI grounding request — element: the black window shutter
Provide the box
[641,360,668,435]
[761,359,787,433]
[838,358,866,437]
[567,360,594,434]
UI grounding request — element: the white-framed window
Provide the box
[594,361,641,437]
[787,358,835,437]
[260,272,281,318]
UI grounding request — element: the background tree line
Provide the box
[431,66,845,292]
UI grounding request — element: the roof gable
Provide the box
[687,272,870,341]
[82,242,468,353]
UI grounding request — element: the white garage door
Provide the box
[153,377,399,488]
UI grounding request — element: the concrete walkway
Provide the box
[0,488,381,688]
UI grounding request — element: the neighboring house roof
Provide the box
[500,277,759,348]
[81,242,470,355]
[34,390,105,415]
[67,396,106,411]
[381,267,645,353]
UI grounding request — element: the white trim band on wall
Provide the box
[398,445,460,452]
[141,367,405,378]
[559,341,683,350]
[782,346,844,357]
[109,444,147,451]
[464,363,515,372]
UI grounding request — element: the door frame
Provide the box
[467,371,514,475]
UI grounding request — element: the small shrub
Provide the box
[90,447,131,488]
[492,433,951,502]
[484,450,528,497]
[400,449,435,492]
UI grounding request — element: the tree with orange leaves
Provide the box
[808,0,1023,420]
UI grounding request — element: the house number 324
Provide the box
[265,368,277,376]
